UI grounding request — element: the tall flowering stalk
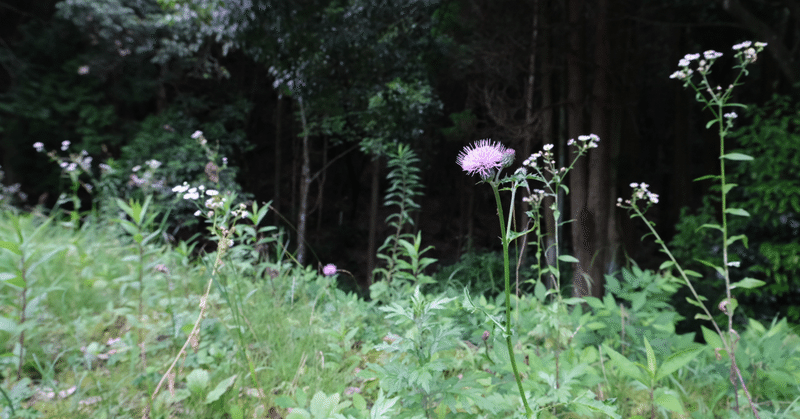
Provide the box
[623,41,767,419]
[457,136,598,417]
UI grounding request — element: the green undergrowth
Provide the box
[1,210,799,419]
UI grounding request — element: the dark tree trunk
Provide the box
[296,98,310,266]
[586,0,612,298]
[367,157,380,284]
[567,0,590,297]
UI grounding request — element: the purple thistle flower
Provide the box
[322,263,337,276]
[456,139,511,180]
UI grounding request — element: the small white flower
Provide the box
[630,182,638,188]
[66,163,77,172]
[60,162,68,168]
[99,163,113,173]
[567,139,575,146]
[732,41,751,51]
[61,140,70,151]
[754,41,767,48]
[172,183,190,193]
[723,112,738,119]
[678,58,691,67]
[207,211,214,218]
[543,144,554,151]
[703,50,722,60]
[683,53,700,61]
[33,142,44,152]
[194,210,202,217]
[198,185,205,191]
[191,130,203,139]
[77,65,90,75]
[205,189,218,196]
[132,165,141,172]
[146,159,161,170]
[727,261,741,268]
[222,157,228,166]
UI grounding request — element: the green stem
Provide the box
[491,182,532,417]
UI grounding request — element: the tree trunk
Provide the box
[586,0,612,298]
[541,0,558,288]
[567,0,590,297]
[519,0,540,265]
[296,98,311,266]
[274,95,283,226]
[367,157,380,284]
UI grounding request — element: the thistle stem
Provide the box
[491,182,533,417]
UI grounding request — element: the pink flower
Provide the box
[323,263,337,276]
[456,139,511,180]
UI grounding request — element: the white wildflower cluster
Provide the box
[128,160,164,190]
[733,41,766,64]
[232,202,250,220]
[61,140,71,151]
[723,112,738,120]
[99,163,113,174]
[522,188,546,206]
[33,142,44,152]
[192,130,207,146]
[617,182,659,209]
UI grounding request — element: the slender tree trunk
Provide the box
[541,0,558,288]
[586,0,612,298]
[567,0,590,297]
[296,98,311,266]
[519,0,540,264]
[367,157,380,284]
[274,95,283,226]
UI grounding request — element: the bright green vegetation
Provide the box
[1,209,799,419]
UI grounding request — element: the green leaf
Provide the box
[310,391,339,418]
[0,316,16,333]
[2,272,24,288]
[204,374,237,404]
[722,183,737,194]
[693,174,719,182]
[705,119,717,129]
[0,241,21,255]
[720,153,754,161]
[730,277,766,289]
[602,345,646,383]
[229,404,244,419]
[725,208,750,217]
[558,254,579,263]
[186,369,210,394]
[643,337,657,379]
[353,393,366,411]
[683,269,702,278]
[726,234,748,248]
[286,409,311,419]
[696,223,723,232]
[656,345,703,381]
[658,260,675,271]
[654,388,684,413]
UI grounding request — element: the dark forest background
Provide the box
[1,0,798,324]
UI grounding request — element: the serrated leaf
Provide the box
[693,174,719,182]
[643,337,657,378]
[656,345,703,381]
[310,391,338,418]
[725,208,750,217]
[730,277,766,289]
[602,345,646,383]
[204,374,237,404]
[720,153,754,161]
